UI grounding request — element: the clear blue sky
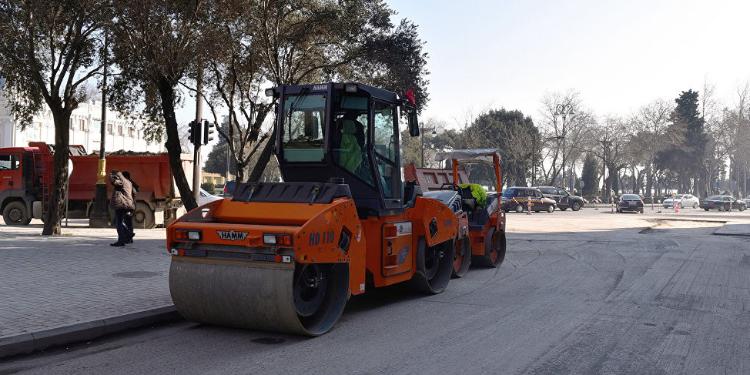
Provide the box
[388,0,750,125]
[177,0,750,144]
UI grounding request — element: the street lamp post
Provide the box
[554,104,574,191]
[89,32,109,228]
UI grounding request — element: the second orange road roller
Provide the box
[405,149,508,276]
[167,83,458,335]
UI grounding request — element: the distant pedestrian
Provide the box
[122,171,139,243]
[109,170,134,247]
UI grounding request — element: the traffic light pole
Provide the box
[192,74,203,204]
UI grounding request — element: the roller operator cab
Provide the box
[167,83,457,336]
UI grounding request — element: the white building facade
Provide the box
[0,93,164,153]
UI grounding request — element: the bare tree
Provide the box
[538,91,595,189]
[630,99,672,197]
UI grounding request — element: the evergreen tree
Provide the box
[657,90,708,193]
[581,153,599,197]
[461,109,539,186]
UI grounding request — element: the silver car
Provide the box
[663,194,700,209]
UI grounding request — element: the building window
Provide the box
[117,125,124,136]
[107,123,113,135]
[69,118,73,130]
[127,127,135,138]
[79,119,86,131]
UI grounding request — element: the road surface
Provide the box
[2,209,749,375]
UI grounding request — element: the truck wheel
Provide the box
[515,205,523,213]
[133,202,156,229]
[547,204,555,213]
[3,201,31,225]
[571,202,581,211]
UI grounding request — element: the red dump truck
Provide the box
[0,142,192,228]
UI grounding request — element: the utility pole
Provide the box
[192,72,203,203]
[90,32,109,227]
[420,124,436,168]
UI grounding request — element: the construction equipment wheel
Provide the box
[410,238,455,294]
[452,237,471,278]
[472,228,506,268]
[2,201,31,226]
[169,257,349,336]
[133,202,156,229]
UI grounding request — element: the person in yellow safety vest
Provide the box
[338,113,365,174]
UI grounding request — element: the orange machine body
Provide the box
[167,195,456,297]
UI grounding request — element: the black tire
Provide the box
[571,202,581,211]
[2,201,31,225]
[133,201,156,229]
[472,228,506,268]
[410,238,454,294]
[515,204,524,213]
[547,204,555,213]
[639,208,644,214]
[704,208,709,211]
[452,237,471,278]
[692,203,698,209]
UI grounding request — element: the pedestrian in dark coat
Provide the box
[109,170,134,247]
[122,171,139,242]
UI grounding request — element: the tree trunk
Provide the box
[248,132,276,183]
[42,109,72,235]
[157,78,197,211]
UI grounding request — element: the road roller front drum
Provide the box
[169,257,349,336]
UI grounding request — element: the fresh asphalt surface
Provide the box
[2,209,750,375]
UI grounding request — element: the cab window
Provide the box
[281,94,326,162]
[0,154,19,170]
[373,101,400,200]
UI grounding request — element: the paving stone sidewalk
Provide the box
[0,221,172,345]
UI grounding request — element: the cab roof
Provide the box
[274,82,400,103]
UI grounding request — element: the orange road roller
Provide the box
[167,83,457,336]
[405,149,507,274]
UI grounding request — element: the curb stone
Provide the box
[0,305,180,359]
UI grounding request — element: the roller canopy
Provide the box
[434,149,500,162]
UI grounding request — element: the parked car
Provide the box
[662,194,700,209]
[700,195,747,211]
[535,186,585,211]
[198,188,222,206]
[501,187,557,213]
[617,194,644,213]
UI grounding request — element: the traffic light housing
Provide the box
[187,120,201,146]
[203,120,215,145]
